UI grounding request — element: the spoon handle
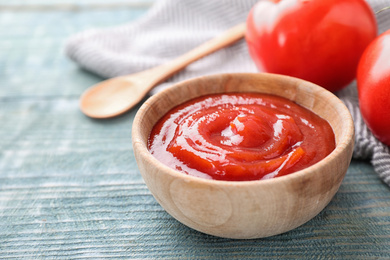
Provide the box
[127,23,246,87]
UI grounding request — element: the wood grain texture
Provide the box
[1,1,390,259]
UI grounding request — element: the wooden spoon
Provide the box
[80,23,246,119]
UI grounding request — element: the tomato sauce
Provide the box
[148,93,335,181]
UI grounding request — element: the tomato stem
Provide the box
[376,6,390,14]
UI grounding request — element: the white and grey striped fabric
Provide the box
[65,0,390,186]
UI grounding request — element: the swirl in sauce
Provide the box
[148,93,335,181]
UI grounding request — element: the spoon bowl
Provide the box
[80,68,161,118]
[132,72,354,239]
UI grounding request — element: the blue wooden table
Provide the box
[1,1,390,258]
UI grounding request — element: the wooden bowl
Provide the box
[132,73,354,239]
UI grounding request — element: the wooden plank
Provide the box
[1,156,390,258]
[0,7,149,98]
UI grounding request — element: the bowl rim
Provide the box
[132,72,355,187]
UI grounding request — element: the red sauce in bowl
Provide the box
[148,93,335,181]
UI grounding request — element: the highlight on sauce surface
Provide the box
[148,93,336,181]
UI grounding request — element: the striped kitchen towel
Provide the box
[65,0,390,185]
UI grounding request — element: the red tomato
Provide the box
[357,29,390,146]
[246,0,377,92]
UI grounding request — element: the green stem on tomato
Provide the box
[376,6,390,14]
